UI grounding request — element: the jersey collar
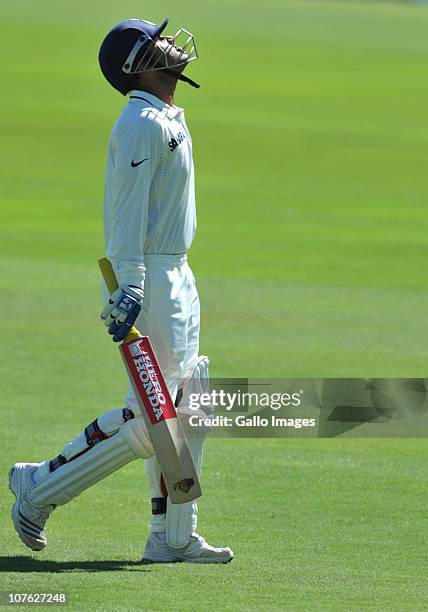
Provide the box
[128,90,184,119]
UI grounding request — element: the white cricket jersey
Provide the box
[103,90,196,288]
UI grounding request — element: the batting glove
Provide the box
[101,285,144,342]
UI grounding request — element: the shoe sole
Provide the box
[141,553,234,564]
[9,465,46,552]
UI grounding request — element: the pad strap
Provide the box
[85,420,108,447]
[151,497,167,515]
[49,454,67,473]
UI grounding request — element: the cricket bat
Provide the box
[98,257,202,504]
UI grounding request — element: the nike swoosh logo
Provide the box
[131,158,148,167]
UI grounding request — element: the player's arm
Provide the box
[102,117,163,341]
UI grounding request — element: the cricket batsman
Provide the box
[8,17,233,564]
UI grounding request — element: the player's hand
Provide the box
[101,285,144,342]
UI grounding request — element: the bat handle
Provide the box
[98,257,142,343]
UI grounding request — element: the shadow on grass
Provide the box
[0,556,153,573]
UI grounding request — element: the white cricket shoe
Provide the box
[142,532,233,564]
[9,463,54,551]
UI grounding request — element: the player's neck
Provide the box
[156,86,175,106]
[137,78,177,107]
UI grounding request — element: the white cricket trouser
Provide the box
[126,253,200,408]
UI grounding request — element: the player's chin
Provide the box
[171,60,189,75]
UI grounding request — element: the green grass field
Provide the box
[1,0,427,609]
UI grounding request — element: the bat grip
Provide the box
[98,257,142,343]
[98,257,119,294]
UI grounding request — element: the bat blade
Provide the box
[121,335,202,504]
